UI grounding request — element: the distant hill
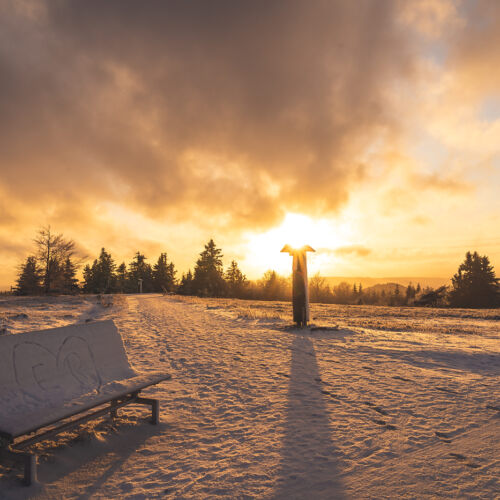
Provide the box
[322,277,450,289]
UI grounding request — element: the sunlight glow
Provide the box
[242,213,352,277]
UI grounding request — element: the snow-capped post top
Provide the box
[281,244,315,327]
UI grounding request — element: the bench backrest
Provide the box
[0,320,135,420]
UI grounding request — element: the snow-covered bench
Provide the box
[0,320,171,485]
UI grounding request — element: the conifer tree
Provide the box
[449,251,499,308]
[225,260,247,298]
[153,253,177,293]
[15,256,42,295]
[116,262,128,293]
[82,263,95,293]
[82,248,117,293]
[406,283,416,302]
[128,252,153,293]
[192,239,227,297]
[61,256,79,294]
[178,270,194,295]
[95,248,117,293]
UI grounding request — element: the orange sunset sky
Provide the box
[1,0,499,289]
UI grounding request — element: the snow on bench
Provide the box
[0,320,171,485]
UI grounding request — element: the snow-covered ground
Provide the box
[0,294,499,499]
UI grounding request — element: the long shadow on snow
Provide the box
[72,421,163,500]
[273,334,345,499]
[357,346,500,376]
[0,420,163,498]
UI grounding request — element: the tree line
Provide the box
[15,227,177,295]
[14,228,500,308]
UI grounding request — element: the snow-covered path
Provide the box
[1,294,499,499]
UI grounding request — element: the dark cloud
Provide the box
[448,1,500,96]
[0,0,415,231]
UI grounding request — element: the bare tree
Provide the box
[309,273,329,303]
[34,226,76,293]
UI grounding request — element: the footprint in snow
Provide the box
[448,453,480,468]
[435,431,452,443]
[372,418,397,430]
[466,462,481,469]
[321,389,339,399]
[364,402,389,415]
[435,386,457,394]
[486,404,500,411]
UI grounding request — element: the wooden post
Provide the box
[281,244,315,327]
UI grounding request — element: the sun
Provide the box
[241,213,351,277]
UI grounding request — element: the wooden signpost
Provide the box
[281,244,315,327]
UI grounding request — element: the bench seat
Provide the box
[0,371,170,440]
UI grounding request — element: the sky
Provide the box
[1,0,499,288]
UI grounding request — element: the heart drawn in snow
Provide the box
[13,335,102,403]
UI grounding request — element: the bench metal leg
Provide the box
[24,453,37,485]
[1,447,37,486]
[135,397,160,424]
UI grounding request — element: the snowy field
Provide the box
[0,294,499,499]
